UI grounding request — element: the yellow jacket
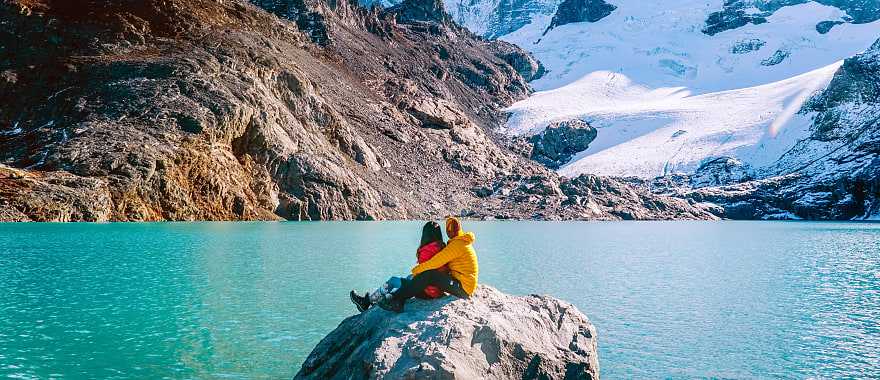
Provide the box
[411,232,479,295]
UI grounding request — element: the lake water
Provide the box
[1,221,879,379]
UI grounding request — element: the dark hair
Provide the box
[420,221,443,248]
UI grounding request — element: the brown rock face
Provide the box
[0,165,111,222]
[0,0,715,221]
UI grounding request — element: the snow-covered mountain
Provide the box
[500,0,879,181]
[650,38,880,220]
[505,1,879,92]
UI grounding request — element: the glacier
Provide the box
[506,62,843,178]
[499,0,880,179]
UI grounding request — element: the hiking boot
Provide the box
[350,290,371,313]
[378,297,404,313]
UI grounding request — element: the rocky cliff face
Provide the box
[474,0,560,38]
[0,164,112,222]
[296,286,599,379]
[0,0,521,221]
[689,157,754,188]
[0,0,713,221]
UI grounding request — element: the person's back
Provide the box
[417,241,445,264]
[417,225,447,298]
[434,232,478,295]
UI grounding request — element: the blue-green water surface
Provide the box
[1,221,879,379]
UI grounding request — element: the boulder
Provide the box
[493,42,546,82]
[690,156,754,188]
[405,98,472,129]
[295,286,599,380]
[529,119,597,169]
[543,0,616,34]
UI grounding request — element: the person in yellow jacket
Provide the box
[384,217,479,313]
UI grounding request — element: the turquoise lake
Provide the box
[1,221,879,379]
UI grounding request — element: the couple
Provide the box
[349,217,478,313]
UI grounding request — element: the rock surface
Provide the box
[0,0,528,221]
[0,164,112,222]
[295,286,599,380]
[528,119,597,169]
[689,157,754,189]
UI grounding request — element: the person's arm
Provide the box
[411,243,461,275]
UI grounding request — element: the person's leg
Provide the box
[392,269,468,302]
[352,276,409,313]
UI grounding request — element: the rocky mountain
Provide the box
[269,0,880,221]
[295,286,600,379]
[0,0,714,221]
